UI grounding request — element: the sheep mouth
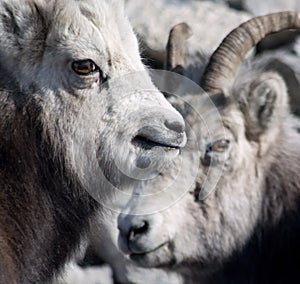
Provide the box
[130,241,169,259]
[129,242,175,268]
[132,135,181,151]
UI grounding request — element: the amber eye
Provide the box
[210,139,230,153]
[72,59,98,76]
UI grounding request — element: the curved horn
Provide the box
[201,11,300,94]
[165,22,193,75]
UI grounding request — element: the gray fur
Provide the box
[118,56,300,283]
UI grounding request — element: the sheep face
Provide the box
[117,70,289,270]
[0,0,186,202]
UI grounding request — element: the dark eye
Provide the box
[72,59,98,76]
[209,139,230,153]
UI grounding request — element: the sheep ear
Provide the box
[237,72,288,146]
[0,1,48,72]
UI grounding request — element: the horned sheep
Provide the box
[118,12,300,283]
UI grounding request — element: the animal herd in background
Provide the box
[0,0,300,284]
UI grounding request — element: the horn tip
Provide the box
[171,22,193,39]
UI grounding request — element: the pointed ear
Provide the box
[0,0,49,76]
[236,72,288,153]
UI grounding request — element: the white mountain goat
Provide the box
[0,0,187,283]
[118,12,300,283]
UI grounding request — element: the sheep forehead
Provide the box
[53,0,123,26]
[50,0,125,39]
[46,0,136,71]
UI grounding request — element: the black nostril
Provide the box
[165,120,185,133]
[128,221,149,241]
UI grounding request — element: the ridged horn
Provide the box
[165,22,193,75]
[201,11,300,94]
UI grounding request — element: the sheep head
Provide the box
[0,1,189,282]
[117,13,300,273]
